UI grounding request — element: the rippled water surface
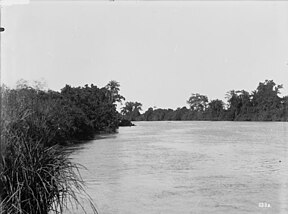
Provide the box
[69,121,288,214]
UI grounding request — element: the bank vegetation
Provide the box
[0,80,124,213]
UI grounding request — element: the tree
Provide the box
[61,84,120,133]
[121,101,142,121]
[225,90,252,120]
[251,80,283,120]
[207,99,224,120]
[105,80,125,104]
[143,107,154,121]
[187,93,208,111]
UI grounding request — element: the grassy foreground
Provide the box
[0,81,122,213]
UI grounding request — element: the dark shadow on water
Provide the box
[65,132,119,153]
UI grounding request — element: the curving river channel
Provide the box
[68,121,288,214]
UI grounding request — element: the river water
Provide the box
[69,121,288,214]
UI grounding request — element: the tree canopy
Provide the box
[133,80,287,122]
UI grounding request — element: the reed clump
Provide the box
[0,135,92,214]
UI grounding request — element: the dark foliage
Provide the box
[118,119,135,127]
[121,101,142,121]
[2,83,121,146]
[137,80,287,121]
[0,80,123,213]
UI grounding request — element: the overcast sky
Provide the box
[2,1,288,110]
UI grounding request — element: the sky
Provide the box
[1,1,288,111]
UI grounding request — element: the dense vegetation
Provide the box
[121,80,288,121]
[0,80,124,213]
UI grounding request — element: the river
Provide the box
[68,121,288,214]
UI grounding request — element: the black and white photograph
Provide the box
[0,0,288,213]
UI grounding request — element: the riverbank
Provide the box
[0,81,123,213]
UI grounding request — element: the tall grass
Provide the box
[0,85,98,214]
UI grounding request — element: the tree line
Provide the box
[1,80,126,146]
[120,80,288,122]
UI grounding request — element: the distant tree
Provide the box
[16,79,30,89]
[225,90,252,120]
[134,79,287,122]
[153,109,167,120]
[15,79,48,91]
[121,101,142,121]
[187,93,208,112]
[173,107,190,120]
[207,99,225,120]
[105,80,125,104]
[251,80,283,120]
[142,107,154,121]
